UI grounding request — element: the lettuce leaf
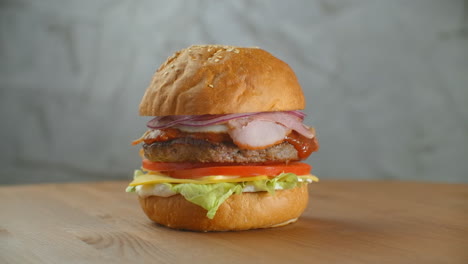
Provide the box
[245,173,298,195]
[170,183,244,219]
[125,185,136,192]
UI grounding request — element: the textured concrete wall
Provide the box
[1,0,467,184]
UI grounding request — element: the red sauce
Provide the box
[285,131,319,160]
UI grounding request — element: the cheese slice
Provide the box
[129,171,319,186]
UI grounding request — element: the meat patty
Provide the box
[143,137,299,163]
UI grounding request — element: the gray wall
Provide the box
[1,0,467,184]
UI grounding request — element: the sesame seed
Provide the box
[214,59,220,62]
[233,49,240,53]
[208,84,214,88]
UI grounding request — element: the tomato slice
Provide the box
[141,159,311,179]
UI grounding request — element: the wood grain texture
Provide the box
[0,180,467,264]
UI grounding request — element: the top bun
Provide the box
[139,45,305,116]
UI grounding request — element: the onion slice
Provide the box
[146,111,313,138]
[147,113,257,129]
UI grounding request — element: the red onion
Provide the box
[287,110,306,119]
[146,111,307,130]
[147,115,194,130]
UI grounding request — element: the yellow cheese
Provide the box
[129,171,319,186]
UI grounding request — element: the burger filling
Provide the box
[127,111,319,219]
[136,126,318,163]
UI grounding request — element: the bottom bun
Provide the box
[138,184,309,232]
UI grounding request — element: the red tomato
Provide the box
[141,159,311,179]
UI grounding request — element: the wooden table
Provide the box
[1,180,467,263]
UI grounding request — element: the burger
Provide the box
[126,45,319,231]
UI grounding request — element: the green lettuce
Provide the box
[127,171,304,219]
[170,182,244,219]
[244,173,299,195]
[125,185,136,192]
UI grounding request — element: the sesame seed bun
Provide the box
[139,45,305,116]
[138,184,309,232]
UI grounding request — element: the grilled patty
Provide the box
[143,137,299,163]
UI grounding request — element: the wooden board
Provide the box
[1,180,467,263]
